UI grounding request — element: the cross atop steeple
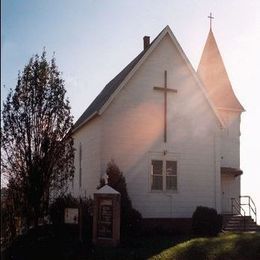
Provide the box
[208,12,214,30]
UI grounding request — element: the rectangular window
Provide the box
[151,160,163,190]
[166,161,177,190]
[151,159,177,191]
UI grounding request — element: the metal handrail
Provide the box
[231,197,246,231]
[240,195,257,223]
[231,198,246,216]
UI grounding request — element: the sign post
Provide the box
[64,208,79,224]
[93,185,121,247]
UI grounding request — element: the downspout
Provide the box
[214,130,222,213]
[214,134,217,210]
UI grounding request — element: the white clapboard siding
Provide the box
[70,31,241,218]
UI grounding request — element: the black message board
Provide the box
[97,203,113,238]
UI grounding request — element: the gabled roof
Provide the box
[95,184,119,194]
[73,26,224,133]
[197,29,244,112]
[73,30,162,132]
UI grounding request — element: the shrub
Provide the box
[98,160,143,239]
[192,206,222,237]
[80,197,93,242]
[49,194,93,242]
[49,194,78,225]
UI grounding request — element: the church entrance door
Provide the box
[221,175,233,213]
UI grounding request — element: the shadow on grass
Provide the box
[8,227,258,260]
[1,225,84,260]
[2,225,189,260]
[229,233,260,260]
[85,234,189,260]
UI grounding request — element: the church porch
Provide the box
[221,195,259,232]
[220,167,242,214]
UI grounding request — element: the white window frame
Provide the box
[151,160,163,191]
[165,160,177,191]
[149,153,178,193]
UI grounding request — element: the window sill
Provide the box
[149,190,178,194]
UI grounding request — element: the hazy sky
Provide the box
[2,0,260,222]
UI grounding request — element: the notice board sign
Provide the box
[64,208,79,224]
[93,185,121,246]
[97,199,113,238]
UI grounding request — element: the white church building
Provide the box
[70,25,245,222]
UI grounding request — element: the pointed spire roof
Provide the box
[197,29,244,112]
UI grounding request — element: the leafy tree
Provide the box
[1,51,74,227]
[1,186,17,242]
[98,160,142,238]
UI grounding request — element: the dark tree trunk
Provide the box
[33,206,39,227]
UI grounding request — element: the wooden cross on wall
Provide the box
[154,70,177,143]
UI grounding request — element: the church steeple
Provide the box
[197,27,244,112]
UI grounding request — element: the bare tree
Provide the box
[1,51,75,227]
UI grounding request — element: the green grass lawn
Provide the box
[2,226,260,260]
[150,233,260,260]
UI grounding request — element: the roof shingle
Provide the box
[73,28,164,131]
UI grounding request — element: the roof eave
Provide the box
[217,106,245,112]
[221,167,243,177]
[99,26,171,115]
[72,111,99,134]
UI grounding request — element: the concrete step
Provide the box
[222,214,260,232]
[226,221,256,225]
[225,222,257,225]
[227,221,255,225]
[225,222,258,226]
[224,228,259,232]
